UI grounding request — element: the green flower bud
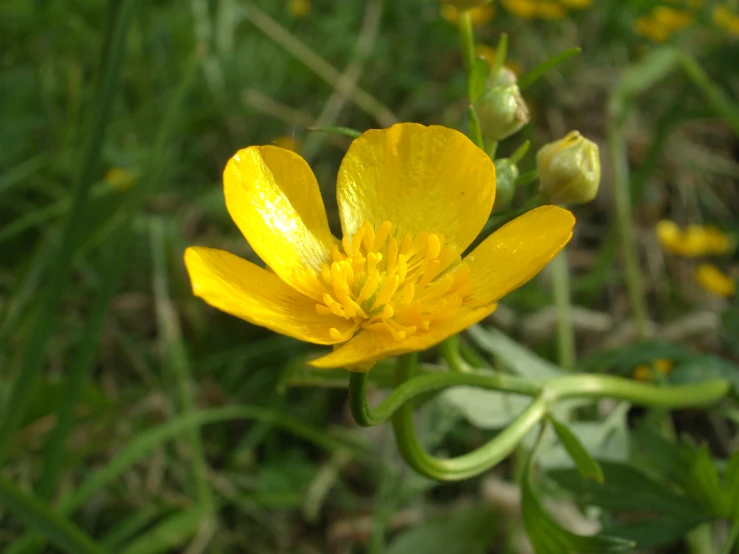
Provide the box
[536,131,601,205]
[437,0,492,9]
[473,84,530,142]
[491,66,518,87]
[493,158,519,211]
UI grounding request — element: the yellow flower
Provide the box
[559,0,593,8]
[184,123,575,370]
[656,220,732,257]
[653,358,673,375]
[536,1,566,19]
[287,0,311,18]
[632,364,652,382]
[696,263,736,297]
[633,359,672,381]
[440,3,496,26]
[635,7,692,42]
[501,0,538,19]
[104,167,138,191]
[272,135,301,153]
[714,5,739,35]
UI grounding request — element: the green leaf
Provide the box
[468,325,562,379]
[726,450,739,521]
[549,462,705,518]
[551,417,604,483]
[605,516,707,549]
[522,430,633,554]
[386,505,497,554]
[0,477,106,554]
[469,58,489,102]
[684,443,730,517]
[307,125,361,138]
[442,387,532,429]
[518,47,581,91]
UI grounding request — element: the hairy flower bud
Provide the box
[493,158,519,211]
[536,131,601,205]
[473,84,530,141]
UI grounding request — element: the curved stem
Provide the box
[547,374,730,408]
[458,10,477,104]
[348,367,543,427]
[391,353,548,481]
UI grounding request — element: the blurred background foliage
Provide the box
[1,0,739,552]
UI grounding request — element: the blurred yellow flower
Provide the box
[475,44,524,76]
[440,3,496,26]
[696,263,736,297]
[632,364,652,382]
[633,358,673,381]
[501,0,538,19]
[287,0,311,18]
[635,7,693,42]
[272,135,301,153]
[656,220,732,258]
[185,123,575,370]
[502,0,591,19]
[559,0,593,8]
[537,0,566,19]
[104,167,138,191]
[714,5,739,35]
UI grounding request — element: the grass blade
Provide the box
[518,47,581,91]
[0,477,107,554]
[0,0,138,462]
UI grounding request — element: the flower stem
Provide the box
[552,249,576,370]
[348,366,542,427]
[608,117,650,338]
[390,353,549,481]
[350,353,730,481]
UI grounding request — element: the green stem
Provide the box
[439,335,472,373]
[552,249,576,370]
[608,116,650,339]
[348,368,541,427]
[390,353,548,481]
[0,0,137,464]
[546,374,730,408]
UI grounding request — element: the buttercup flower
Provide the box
[440,3,495,26]
[696,263,736,297]
[656,220,732,257]
[185,123,574,370]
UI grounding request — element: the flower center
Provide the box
[315,221,473,342]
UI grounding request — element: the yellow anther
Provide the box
[385,237,399,276]
[426,234,441,261]
[397,255,408,282]
[352,225,367,257]
[400,282,415,305]
[362,221,376,252]
[329,327,354,341]
[373,275,400,309]
[373,221,392,251]
[357,270,380,304]
[367,252,382,274]
[418,259,441,289]
[382,303,394,318]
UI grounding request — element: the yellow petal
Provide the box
[464,205,575,306]
[309,304,497,370]
[336,123,496,257]
[184,247,358,345]
[224,145,335,299]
